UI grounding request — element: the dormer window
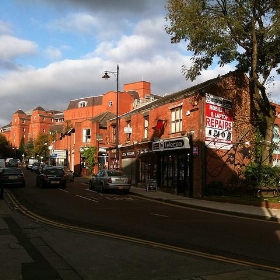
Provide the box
[78,101,87,108]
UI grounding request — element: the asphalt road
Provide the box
[6,167,280,279]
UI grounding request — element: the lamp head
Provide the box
[102,72,110,80]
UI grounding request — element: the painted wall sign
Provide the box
[205,93,233,150]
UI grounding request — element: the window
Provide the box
[82,129,91,143]
[111,125,116,144]
[78,101,87,108]
[126,121,131,142]
[171,107,182,133]
[108,101,113,107]
[144,116,149,139]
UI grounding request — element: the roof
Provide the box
[90,111,116,128]
[120,70,248,117]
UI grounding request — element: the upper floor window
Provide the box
[78,101,87,108]
[126,120,131,142]
[111,125,116,144]
[83,129,91,143]
[171,106,182,133]
[42,117,45,122]
[144,116,149,139]
[108,101,113,107]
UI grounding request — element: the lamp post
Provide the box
[102,64,119,169]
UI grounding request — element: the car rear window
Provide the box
[45,169,64,175]
[107,171,125,176]
[3,168,22,174]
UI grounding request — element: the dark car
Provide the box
[89,169,131,193]
[6,159,19,167]
[0,167,25,188]
[30,162,40,173]
[36,167,67,188]
[56,166,74,182]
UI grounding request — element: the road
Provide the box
[4,167,280,279]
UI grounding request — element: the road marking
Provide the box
[76,195,98,203]
[150,213,169,218]
[58,189,68,193]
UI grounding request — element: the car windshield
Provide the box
[45,169,64,175]
[107,171,125,176]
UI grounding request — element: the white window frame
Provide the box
[82,128,91,143]
[78,101,87,108]
[171,106,182,133]
[144,116,149,139]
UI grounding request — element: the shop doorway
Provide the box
[160,151,191,195]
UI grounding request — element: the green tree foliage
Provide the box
[34,133,50,162]
[0,134,11,158]
[165,0,280,164]
[81,146,97,176]
[24,138,35,159]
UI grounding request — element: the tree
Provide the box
[165,0,280,164]
[0,134,11,158]
[34,133,50,162]
[24,138,35,159]
[81,146,97,176]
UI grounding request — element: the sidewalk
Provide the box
[130,186,280,222]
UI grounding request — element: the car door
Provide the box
[95,170,104,189]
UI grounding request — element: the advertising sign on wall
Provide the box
[205,93,233,150]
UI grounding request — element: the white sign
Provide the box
[205,93,233,150]
[52,150,66,159]
[124,127,132,133]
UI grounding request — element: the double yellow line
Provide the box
[5,189,280,274]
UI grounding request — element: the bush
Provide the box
[205,180,232,196]
[244,164,280,189]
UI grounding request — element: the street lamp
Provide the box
[102,64,119,169]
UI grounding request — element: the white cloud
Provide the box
[0,35,37,61]
[47,12,99,34]
[44,46,62,60]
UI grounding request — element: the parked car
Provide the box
[0,167,25,188]
[36,167,67,188]
[6,159,19,167]
[26,158,39,170]
[89,169,131,193]
[60,166,74,182]
[30,162,40,173]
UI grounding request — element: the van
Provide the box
[26,159,39,170]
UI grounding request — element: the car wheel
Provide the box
[100,184,104,193]
[61,182,66,189]
[89,181,93,190]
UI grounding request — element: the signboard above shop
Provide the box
[205,93,233,150]
[152,137,190,152]
[51,150,66,159]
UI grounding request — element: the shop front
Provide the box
[152,137,192,196]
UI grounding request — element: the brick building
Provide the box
[114,71,259,197]
[1,72,280,197]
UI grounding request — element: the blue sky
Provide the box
[0,0,279,127]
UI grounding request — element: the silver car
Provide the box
[89,169,131,193]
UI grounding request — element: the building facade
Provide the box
[1,73,280,197]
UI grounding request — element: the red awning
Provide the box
[152,120,164,130]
